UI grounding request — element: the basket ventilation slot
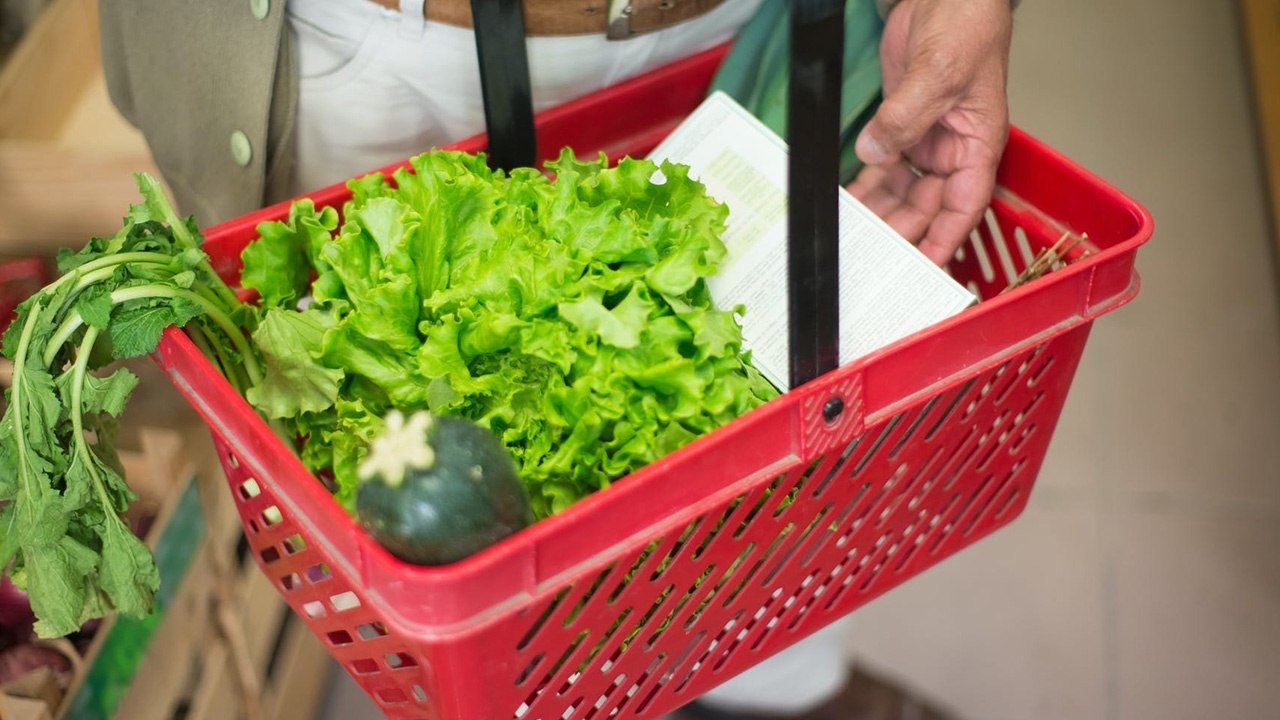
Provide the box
[506,338,1060,719]
[215,444,434,717]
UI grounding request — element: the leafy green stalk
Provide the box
[7,298,46,542]
[133,173,240,311]
[42,285,261,386]
[187,322,248,395]
[1,174,258,638]
[63,258,230,320]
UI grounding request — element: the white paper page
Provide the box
[647,92,977,391]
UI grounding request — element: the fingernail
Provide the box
[856,130,892,165]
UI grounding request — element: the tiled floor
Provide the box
[320,1,1280,719]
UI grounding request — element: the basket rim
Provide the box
[151,112,1154,634]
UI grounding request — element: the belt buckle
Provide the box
[606,0,632,40]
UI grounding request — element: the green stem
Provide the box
[54,247,241,321]
[143,176,199,251]
[54,258,172,320]
[85,253,235,315]
[58,256,239,354]
[137,177,242,311]
[71,259,167,290]
[186,256,242,312]
[184,322,220,379]
[9,298,45,518]
[69,327,130,519]
[42,285,263,387]
[69,327,105,494]
[188,322,247,395]
[45,252,177,295]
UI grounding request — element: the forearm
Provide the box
[876,0,1020,21]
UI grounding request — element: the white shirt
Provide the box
[286,0,763,195]
[285,2,854,713]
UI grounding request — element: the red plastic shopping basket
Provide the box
[0,257,51,336]
[152,43,1153,720]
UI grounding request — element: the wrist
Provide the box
[876,0,1020,21]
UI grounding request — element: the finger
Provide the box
[884,173,945,244]
[856,50,958,166]
[851,178,941,246]
[847,165,904,219]
[845,164,892,201]
[849,162,921,204]
[884,203,936,245]
[917,163,997,265]
[849,162,944,237]
[858,182,905,220]
[883,162,932,200]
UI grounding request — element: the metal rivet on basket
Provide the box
[823,397,844,424]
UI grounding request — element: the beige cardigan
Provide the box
[99,0,1014,227]
[99,0,297,226]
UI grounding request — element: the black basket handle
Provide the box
[786,0,844,388]
[469,0,845,388]
[471,0,537,171]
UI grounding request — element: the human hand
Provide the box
[848,0,1014,265]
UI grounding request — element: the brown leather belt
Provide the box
[366,0,726,38]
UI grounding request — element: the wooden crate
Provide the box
[94,427,332,720]
[0,360,333,720]
[0,0,165,257]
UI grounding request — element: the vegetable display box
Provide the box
[0,404,331,720]
[152,44,1154,720]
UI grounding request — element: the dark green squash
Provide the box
[355,410,535,565]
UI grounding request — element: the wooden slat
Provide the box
[185,562,292,720]
[56,73,152,155]
[0,143,162,256]
[1239,0,1280,262]
[264,618,331,720]
[0,0,161,260]
[0,0,99,140]
[108,544,218,720]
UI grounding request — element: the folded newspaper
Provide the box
[647,92,977,391]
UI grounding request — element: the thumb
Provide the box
[857,55,956,166]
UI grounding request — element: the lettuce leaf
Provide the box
[241,148,779,518]
[246,308,344,419]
